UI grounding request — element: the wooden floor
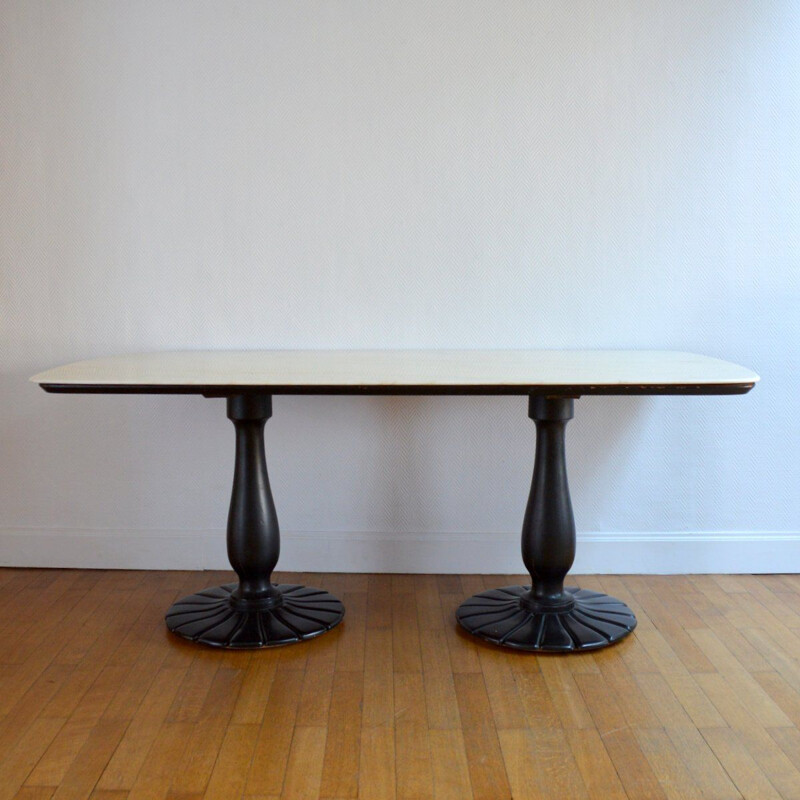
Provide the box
[1,570,800,799]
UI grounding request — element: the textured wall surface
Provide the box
[1,1,797,571]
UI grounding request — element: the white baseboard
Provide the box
[0,528,798,574]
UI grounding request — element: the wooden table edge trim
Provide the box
[37,381,757,396]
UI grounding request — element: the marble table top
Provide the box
[31,350,759,395]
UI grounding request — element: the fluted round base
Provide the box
[456,585,636,652]
[166,583,344,648]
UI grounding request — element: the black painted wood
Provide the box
[40,382,756,396]
[456,396,637,651]
[523,396,577,608]
[165,394,344,648]
[226,395,281,605]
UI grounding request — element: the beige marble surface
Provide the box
[31,350,759,391]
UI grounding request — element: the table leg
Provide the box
[456,396,636,652]
[166,395,344,648]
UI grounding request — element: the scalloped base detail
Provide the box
[456,585,636,652]
[165,583,344,648]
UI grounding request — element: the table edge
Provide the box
[37,381,757,396]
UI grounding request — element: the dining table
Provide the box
[32,349,758,652]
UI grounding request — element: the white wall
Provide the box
[1,0,798,573]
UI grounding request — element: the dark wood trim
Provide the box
[39,382,756,397]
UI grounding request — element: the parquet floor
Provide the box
[1,569,799,799]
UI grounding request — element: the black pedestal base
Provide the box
[166,583,344,649]
[456,585,636,652]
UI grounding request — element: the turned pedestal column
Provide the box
[166,395,344,648]
[456,396,637,651]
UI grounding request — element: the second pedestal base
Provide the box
[166,583,344,648]
[456,585,636,652]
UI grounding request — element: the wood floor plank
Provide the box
[477,645,528,730]
[601,728,668,800]
[701,727,783,800]
[0,717,66,800]
[0,665,76,758]
[695,671,792,731]
[394,672,434,798]
[366,574,393,630]
[730,594,800,660]
[595,578,660,679]
[454,673,512,800]
[94,666,190,791]
[2,572,91,665]
[633,626,696,679]
[442,612,483,674]
[162,661,248,796]
[280,726,328,800]
[538,657,595,730]
[634,672,706,729]
[734,727,800,800]
[511,663,562,730]
[498,728,589,800]
[244,669,305,798]
[231,653,278,726]
[51,720,129,800]
[319,671,363,799]
[53,580,145,669]
[740,576,800,629]
[753,672,800,728]
[13,789,56,800]
[0,571,799,800]
[436,576,462,595]
[359,726,396,800]
[126,721,192,800]
[203,723,260,800]
[392,575,418,595]
[362,627,395,729]
[26,664,133,788]
[738,627,800,693]
[647,576,712,631]
[415,575,446,631]
[391,592,422,674]
[395,718,434,800]
[0,572,123,727]
[565,729,628,800]
[684,585,774,673]
[591,649,661,728]
[335,592,367,672]
[94,575,194,732]
[167,654,222,724]
[711,575,752,594]
[429,729,473,800]
[420,629,461,730]
[767,726,800,773]
[295,663,335,728]
[635,727,702,800]
[573,671,628,735]
[632,633,728,729]
[663,725,743,800]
